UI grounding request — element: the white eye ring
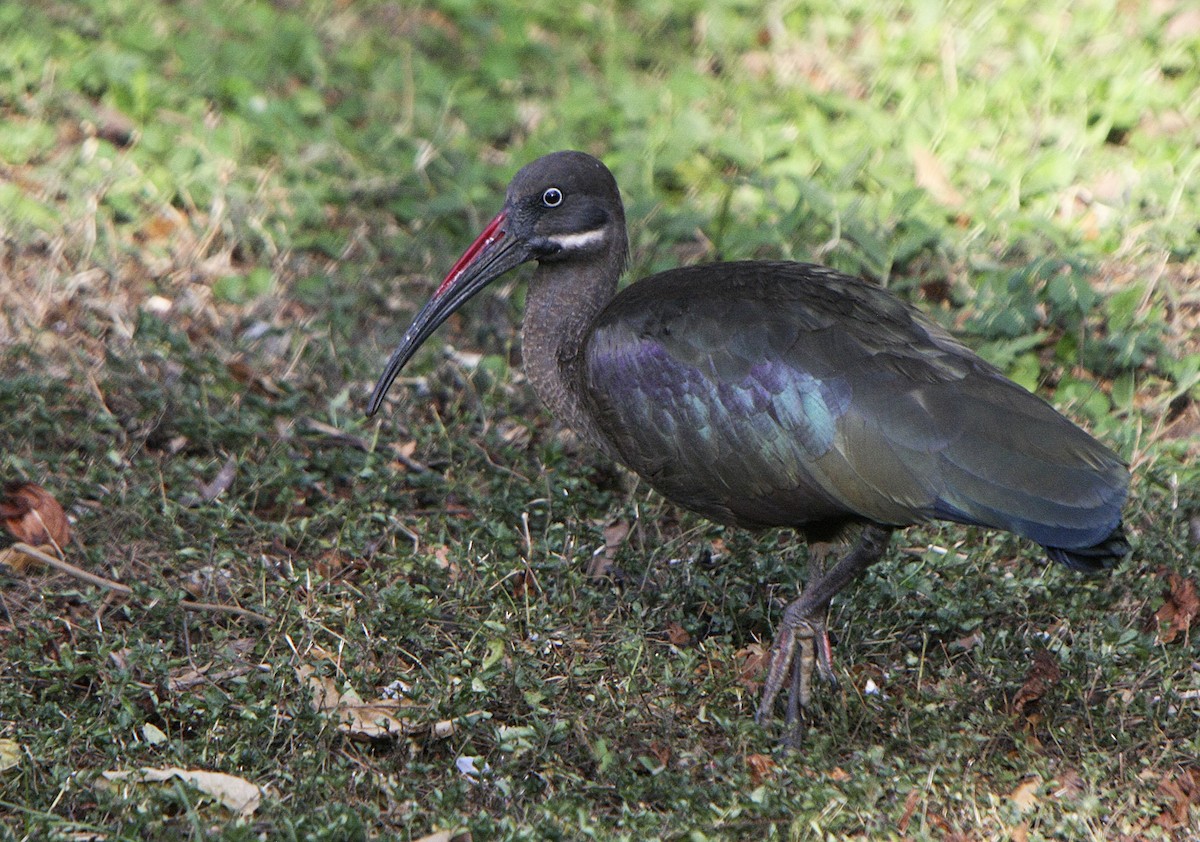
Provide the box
[542,187,563,207]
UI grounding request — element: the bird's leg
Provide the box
[756,524,893,742]
[803,542,838,688]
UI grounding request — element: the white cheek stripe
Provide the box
[546,228,607,250]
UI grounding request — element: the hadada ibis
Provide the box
[368,150,1130,743]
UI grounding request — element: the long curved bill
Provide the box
[367,211,531,417]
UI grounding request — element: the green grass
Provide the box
[1,0,1198,839]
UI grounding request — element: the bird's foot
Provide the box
[755,601,836,749]
[753,524,893,748]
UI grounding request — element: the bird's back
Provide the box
[581,261,1129,565]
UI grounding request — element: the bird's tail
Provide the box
[1045,521,1130,573]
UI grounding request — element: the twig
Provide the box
[13,543,130,593]
[10,543,272,626]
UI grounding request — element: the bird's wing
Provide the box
[582,262,1127,547]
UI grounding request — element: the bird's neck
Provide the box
[521,256,620,455]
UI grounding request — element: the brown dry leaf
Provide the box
[227,357,283,397]
[137,208,183,244]
[925,810,955,837]
[897,789,921,835]
[296,664,416,740]
[1155,570,1199,644]
[647,740,671,768]
[745,753,775,785]
[386,439,429,473]
[736,643,769,693]
[101,767,261,817]
[1,482,70,547]
[1155,766,1200,830]
[587,520,629,580]
[1011,649,1062,716]
[951,630,983,651]
[828,766,852,782]
[911,144,965,209]
[432,545,460,581]
[1009,777,1041,813]
[313,550,365,582]
[664,622,691,646]
[511,569,539,599]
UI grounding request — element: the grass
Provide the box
[1,0,1199,839]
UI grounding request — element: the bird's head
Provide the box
[367,151,626,416]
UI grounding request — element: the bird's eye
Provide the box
[542,187,563,207]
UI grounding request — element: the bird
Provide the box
[367,150,1130,745]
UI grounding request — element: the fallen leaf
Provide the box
[0,737,20,771]
[828,766,851,782]
[387,439,429,473]
[745,753,775,785]
[648,740,671,768]
[1011,649,1061,716]
[1155,766,1200,830]
[102,767,261,816]
[141,723,167,745]
[511,568,539,599]
[1009,777,1041,813]
[911,144,965,208]
[1,482,70,547]
[897,789,921,834]
[1155,570,1199,644]
[587,520,629,580]
[296,665,416,740]
[736,643,769,693]
[664,622,691,646]
[950,630,983,651]
[313,550,363,581]
[432,545,460,581]
[226,356,283,397]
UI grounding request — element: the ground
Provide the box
[1,1,1198,840]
